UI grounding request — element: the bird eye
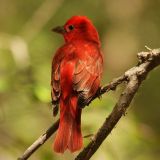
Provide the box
[68,25,74,31]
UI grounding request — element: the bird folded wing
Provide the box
[73,56,103,107]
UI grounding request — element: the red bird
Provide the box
[51,16,103,153]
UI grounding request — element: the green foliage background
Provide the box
[0,0,160,159]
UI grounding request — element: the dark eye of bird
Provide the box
[68,25,74,31]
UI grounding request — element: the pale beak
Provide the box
[52,26,66,34]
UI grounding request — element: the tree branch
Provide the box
[18,48,160,160]
[76,75,140,160]
[75,48,160,160]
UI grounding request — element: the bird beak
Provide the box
[52,26,66,34]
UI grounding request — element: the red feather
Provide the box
[51,16,103,153]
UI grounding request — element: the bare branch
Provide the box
[75,48,160,160]
[18,48,160,160]
[75,76,139,160]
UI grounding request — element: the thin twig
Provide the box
[18,48,160,160]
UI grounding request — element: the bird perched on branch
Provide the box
[51,16,103,153]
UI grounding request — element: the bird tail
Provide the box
[53,96,83,153]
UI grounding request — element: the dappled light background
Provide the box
[0,0,160,160]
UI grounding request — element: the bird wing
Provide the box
[51,49,64,116]
[51,43,103,112]
[73,50,103,107]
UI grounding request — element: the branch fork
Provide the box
[18,48,160,160]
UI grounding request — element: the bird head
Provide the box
[52,16,100,46]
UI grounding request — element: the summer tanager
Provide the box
[51,16,103,153]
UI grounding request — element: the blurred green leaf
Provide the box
[34,84,50,102]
